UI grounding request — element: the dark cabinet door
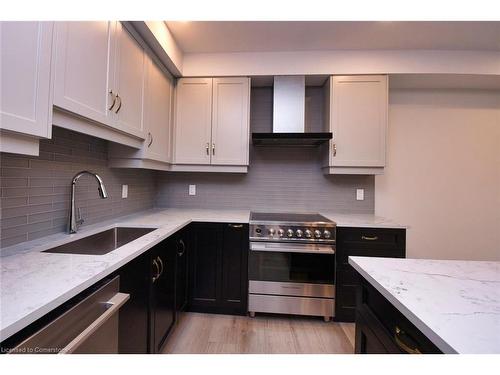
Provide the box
[335,227,406,322]
[189,223,222,309]
[221,223,248,313]
[118,252,150,354]
[175,229,189,313]
[151,239,176,353]
[188,223,249,315]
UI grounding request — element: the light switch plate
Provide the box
[122,184,128,199]
[189,185,196,196]
[356,188,364,201]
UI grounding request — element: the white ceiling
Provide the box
[165,21,500,53]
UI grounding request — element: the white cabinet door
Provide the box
[112,23,146,138]
[211,77,250,165]
[143,56,173,163]
[53,21,116,127]
[173,78,212,165]
[0,21,53,138]
[330,75,387,168]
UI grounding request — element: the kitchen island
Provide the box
[349,256,500,354]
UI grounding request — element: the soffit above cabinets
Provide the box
[389,74,500,90]
[165,21,500,54]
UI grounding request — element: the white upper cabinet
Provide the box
[211,77,250,166]
[173,77,250,172]
[142,56,173,163]
[173,78,213,165]
[0,22,53,140]
[108,54,173,169]
[323,75,388,175]
[53,21,146,142]
[53,21,116,127]
[111,22,146,138]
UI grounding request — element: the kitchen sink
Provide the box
[42,227,157,255]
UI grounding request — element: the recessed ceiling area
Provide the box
[165,21,500,54]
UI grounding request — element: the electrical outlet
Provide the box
[356,188,364,201]
[122,184,128,199]
[189,185,196,196]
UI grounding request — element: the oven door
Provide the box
[248,241,335,285]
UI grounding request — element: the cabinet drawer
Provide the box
[338,228,405,249]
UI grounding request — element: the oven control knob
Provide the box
[314,230,322,238]
[305,229,312,238]
[268,228,275,236]
[278,229,284,237]
[323,230,331,239]
[296,229,303,238]
[287,229,294,237]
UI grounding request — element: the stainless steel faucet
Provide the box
[69,171,108,234]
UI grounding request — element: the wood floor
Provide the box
[162,312,355,354]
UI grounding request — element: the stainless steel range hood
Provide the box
[252,76,332,147]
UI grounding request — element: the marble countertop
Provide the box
[0,208,249,341]
[321,212,406,229]
[349,256,500,354]
[0,207,403,342]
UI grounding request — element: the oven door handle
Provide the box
[250,241,335,255]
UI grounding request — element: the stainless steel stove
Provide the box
[248,212,336,321]
[250,212,336,244]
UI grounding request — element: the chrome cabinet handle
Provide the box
[177,239,186,256]
[152,259,160,282]
[228,224,243,229]
[394,326,422,354]
[212,143,215,155]
[156,256,164,278]
[147,132,153,147]
[333,143,337,157]
[361,235,379,241]
[60,292,130,354]
[206,142,210,155]
[108,90,117,111]
[115,94,122,113]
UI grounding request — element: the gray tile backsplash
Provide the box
[155,87,375,213]
[1,87,374,248]
[0,127,156,248]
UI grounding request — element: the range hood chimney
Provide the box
[252,75,332,147]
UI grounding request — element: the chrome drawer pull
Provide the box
[115,94,122,113]
[156,256,164,277]
[229,224,243,228]
[108,90,117,111]
[152,259,160,282]
[361,235,379,241]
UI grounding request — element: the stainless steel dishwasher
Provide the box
[8,276,129,354]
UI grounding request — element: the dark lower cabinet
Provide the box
[118,239,176,354]
[175,227,190,314]
[335,227,406,322]
[355,277,442,354]
[188,222,248,315]
[150,239,176,353]
[221,223,249,312]
[113,222,249,353]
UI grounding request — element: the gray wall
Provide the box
[0,127,156,248]
[156,87,375,212]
